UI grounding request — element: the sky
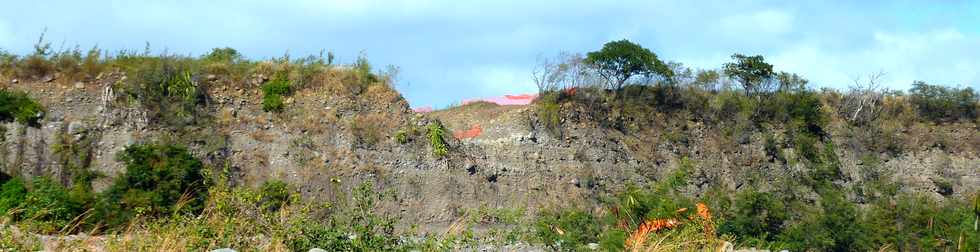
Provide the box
[1,0,978,108]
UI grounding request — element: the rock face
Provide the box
[1,78,978,231]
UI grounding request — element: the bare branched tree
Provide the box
[532,52,600,93]
[532,53,568,93]
[841,71,887,125]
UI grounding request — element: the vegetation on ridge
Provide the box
[0,37,977,251]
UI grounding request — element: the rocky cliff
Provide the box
[1,75,977,231]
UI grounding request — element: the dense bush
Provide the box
[0,89,45,126]
[258,180,291,212]
[718,190,788,243]
[261,75,292,112]
[96,143,209,228]
[16,177,90,233]
[533,209,603,251]
[909,81,978,123]
[0,177,27,214]
[762,90,827,136]
[119,56,207,126]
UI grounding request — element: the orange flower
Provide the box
[626,218,681,250]
[696,203,711,222]
[696,202,716,239]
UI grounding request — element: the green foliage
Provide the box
[0,49,17,77]
[258,180,291,212]
[763,90,827,135]
[723,54,774,95]
[18,177,90,234]
[202,47,243,63]
[864,193,979,251]
[353,52,379,87]
[394,129,409,144]
[536,92,563,137]
[285,182,399,251]
[97,143,208,228]
[0,89,45,126]
[585,39,672,89]
[120,56,206,126]
[427,121,449,157]
[909,81,979,122]
[261,75,292,112]
[0,177,27,214]
[201,47,251,79]
[80,46,104,79]
[718,190,788,243]
[533,209,602,251]
[780,190,871,251]
[18,32,55,79]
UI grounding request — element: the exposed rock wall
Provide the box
[1,78,977,231]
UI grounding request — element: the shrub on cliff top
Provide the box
[262,75,292,112]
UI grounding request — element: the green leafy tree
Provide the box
[585,39,672,91]
[723,54,775,96]
[96,143,208,228]
[909,81,978,122]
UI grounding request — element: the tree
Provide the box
[909,81,979,122]
[723,54,774,96]
[840,72,886,125]
[533,52,601,93]
[532,53,571,93]
[693,69,722,91]
[776,71,809,92]
[584,40,672,91]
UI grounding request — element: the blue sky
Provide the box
[1,1,978,108]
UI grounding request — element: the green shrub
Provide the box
[533,209,602,251]
[0,177,28,214]
[0,89,45,126]
[909,81,978,122]
[258,180,291,212]
[18,177,89,234]
[718,190,788,243]
[51,46,83,81]
[0,49,17,77]
[261,76,291,112]
[287,182,399,251]
[353,53,379,87]
[18,34,55,79]
[763,90,827,136]
[121,56,206,126]
[80,46,105,79]
[394,129,409,144]
[427,121,449,157]
[96,143,208,228]
[535,92,562,137]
